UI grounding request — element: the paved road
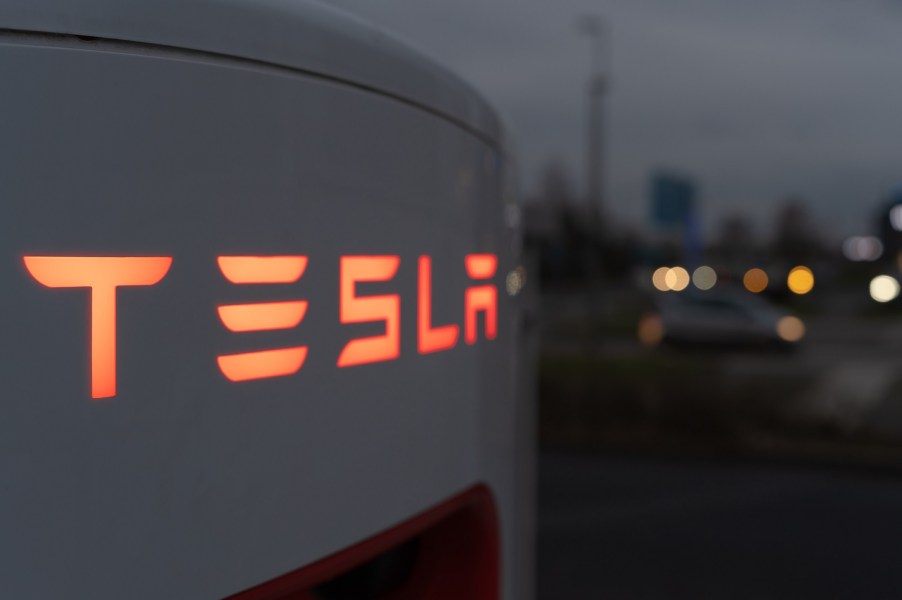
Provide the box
[538,451,902,599]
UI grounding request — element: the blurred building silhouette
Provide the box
[523,161,637,285]
[772,197,822,264]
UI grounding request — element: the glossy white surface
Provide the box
[0,34,525,599]
[0,0,501,143]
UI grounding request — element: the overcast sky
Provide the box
[325,0,902,242]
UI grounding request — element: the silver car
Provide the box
[640,290,805,348]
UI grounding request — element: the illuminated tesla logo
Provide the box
[217,256,310,382]
[418,256,459,354]
[23,253,498,399]
[464,254,498,344]
[24,257,173,399]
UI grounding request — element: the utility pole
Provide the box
[577,15,608,224]
[576,16,609,350]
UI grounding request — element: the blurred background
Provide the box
[329,1,902,597]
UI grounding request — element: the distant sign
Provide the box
[650,173,701,266]
[651,173,695,227]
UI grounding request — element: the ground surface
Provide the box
[537,450,902,599]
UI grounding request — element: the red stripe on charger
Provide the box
[228,484,499,600]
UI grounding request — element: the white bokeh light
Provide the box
[692,266,717,290]
[891,206,902,232]
[870,275,900,303]
[842,236,883,262]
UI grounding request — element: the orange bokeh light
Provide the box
[637,313,665,347]
[743,268,769,293]
[217,347,308,382]
[337,256,401,367]
[787,266,815,295]
[217,256,307,284]
[23,256,172,399]
[464,254,498,344]
[418,256,459,354]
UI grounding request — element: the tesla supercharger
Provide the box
[0,1,533,598]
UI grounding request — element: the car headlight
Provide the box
[776,315,805,342]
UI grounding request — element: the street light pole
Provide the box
[577,15,608,225]
[576,16,609,347]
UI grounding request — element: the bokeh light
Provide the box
[638,313,664,347]
[506,266,527,296]
[842,236,883,262]
[665,267,690,291]
[743,268,769,293]
[891,205,902,232]
[692,266,717,290]
[776,316,805,342]
[870,275,900,303]
[787,266,815,295]
[652,267,670,292]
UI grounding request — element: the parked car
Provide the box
[639,289,805,349]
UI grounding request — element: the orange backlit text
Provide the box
[216,256,309,382]
[337,256,401,367]
[464,254,498,344]
[23,256,172,399]
[418,256,460,354]
[24,253,499,398]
